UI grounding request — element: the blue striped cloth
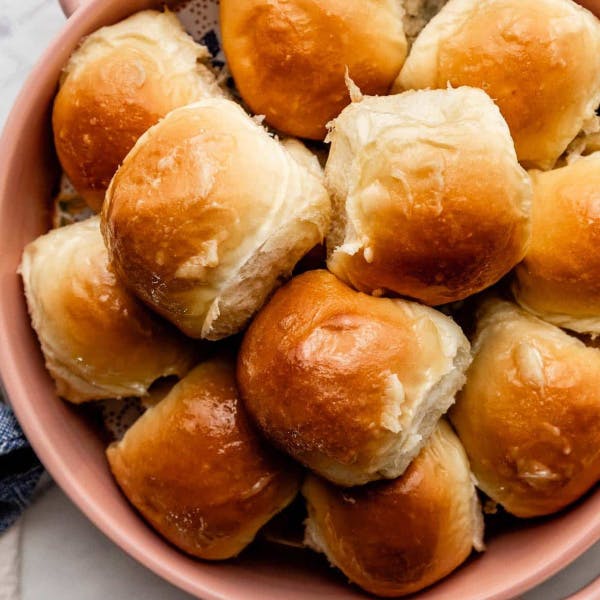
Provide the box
[0,402,44,532]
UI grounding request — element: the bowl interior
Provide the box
[1,1,600,599]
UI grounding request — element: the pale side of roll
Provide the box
[513,153,600,335]
[303,421,484,597]
[325,87,532,306]
[102,98,331,340]
[20,217,197,403]
[451,299,600,518]
[396,0,600,169]
[53,9,223,211]
[237,270,471,487]
[564,115,600,162]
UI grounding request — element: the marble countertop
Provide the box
[1,1,599,598]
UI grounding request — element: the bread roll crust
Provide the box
[513,153,600,334]
[107,358,302,560]
[325,88,531,305]
[220,0,407,140]
[303,421,484,597]
[397,0,600,169]
[237,270,471,486]
[53,10,222,210]
[450,300,600,517]
[19,217,196,403]
[102,98,331,340]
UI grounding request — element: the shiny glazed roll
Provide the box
[220,0,407,140]
[102,98,331,341]
[237,270,471,487]
[396,0,600,169]
[53,10,222,211]
[302,421,484,598]
[107,358,302,559]
[325,87,531,306]
[19,217,196,403]
[513,153,600,335]
[450,300,600,518]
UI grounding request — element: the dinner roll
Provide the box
[107,358,302,560]
[513,153,600,335]
[325,87,531,306]
[396,0,600,169]
[220,0,407,140]
[53,10,222,211]
[19,217,196,404]
[102,98,331,341]
[303,421,484,597]
[450,299,600,518]
[237,270,471,487]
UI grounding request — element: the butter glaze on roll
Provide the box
[302,421,484,597]
[237,270,471,487]
[513,153,600,335]
[396,0,600,169]
[220,0,407,140]
[102,98,331,340]
[52,10,222,211]
[19,218,196,404]
[325,87,531,306]
[450,300,600,518]
[107,358,302,560]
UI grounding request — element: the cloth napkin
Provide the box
[0,402,44,533]
[0,397,43,600]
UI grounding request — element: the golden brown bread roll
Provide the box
[19,217,196,403]
[513,153,600,335]
[450,299,600,518]
[102,98,331,341]
[53,10,222,211]
[325,87,531,306]
[107,357,302,560]
[220,0,407,140]
[237,270,471,487]
[396,0,600,169]
[302,421,484,597]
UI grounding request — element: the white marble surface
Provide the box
[21,486,192,600]
[1,1,600,599]
[0,0,65,126]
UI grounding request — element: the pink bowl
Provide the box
[2,1,600,598]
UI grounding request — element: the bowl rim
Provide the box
[1,2,600,599]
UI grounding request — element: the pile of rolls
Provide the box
[20,0,600,596]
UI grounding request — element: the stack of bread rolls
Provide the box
[53,10,224,211]
[20,0,600,596]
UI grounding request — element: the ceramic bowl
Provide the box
[1,1,600,598]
